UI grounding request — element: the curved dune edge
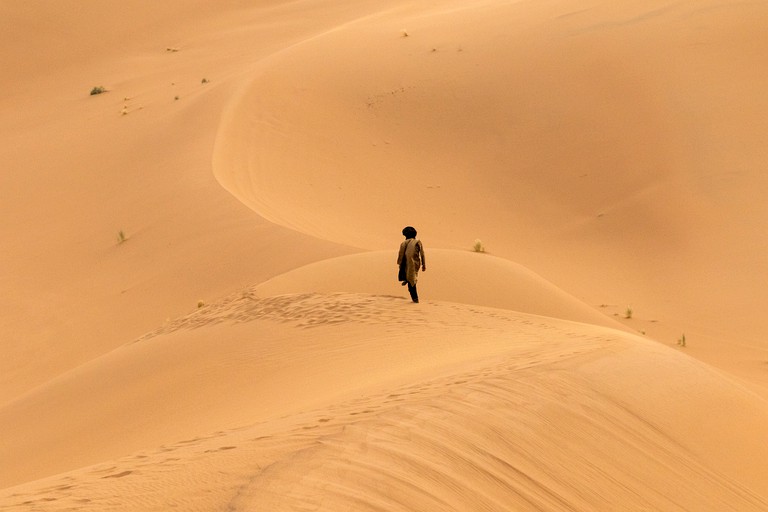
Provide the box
[254,249,623,329]
[1,292,767,509]
[211,0,768,365]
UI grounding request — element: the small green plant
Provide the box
[624,306,633,319]
[117,230,127,244]
[90,86,107,96]
[472,239,485,253]
[677,333,686,347]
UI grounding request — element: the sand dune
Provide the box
[213,0,768,378]
[2,292,767,510]
[3,0,768,510]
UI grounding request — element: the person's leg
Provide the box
[407,282,419,303]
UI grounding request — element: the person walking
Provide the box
[397,226,426,303]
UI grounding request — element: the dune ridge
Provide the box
[0,286,620,488]
[213,0,768,374]
[252,249,626,329]
[2,292,768,510]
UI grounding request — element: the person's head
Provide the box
[402,226,417,239]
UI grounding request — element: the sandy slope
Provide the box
[0,258,621,488]
[3,0,768,510]
[2,293,768,510]
[0,0,379,402]
[213,0,768,380]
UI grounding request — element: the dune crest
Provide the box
[2,292,768,510]
[254,249,623,329]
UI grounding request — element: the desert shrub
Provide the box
[90,86,107,96]
[472,239,485,253]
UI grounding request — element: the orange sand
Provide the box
[2,1,768,510]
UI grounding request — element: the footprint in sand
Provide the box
[349,409,375,416]
[206,446,238,452]
[101,470,133,479]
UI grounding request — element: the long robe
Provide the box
[397,238,425,286]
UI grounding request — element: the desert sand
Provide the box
[2,0,768,510]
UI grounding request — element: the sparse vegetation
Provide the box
[197,300,205,309]
[472,239,486,253]
[624,306,633,319]
[677,333,687,347]
[117,230,127,244]
[201,78,210,84]
[90,86,107,96]
[400,29,409,37]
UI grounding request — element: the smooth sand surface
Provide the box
[2,0,768,510]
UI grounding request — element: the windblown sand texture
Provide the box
[2,0,768,510]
